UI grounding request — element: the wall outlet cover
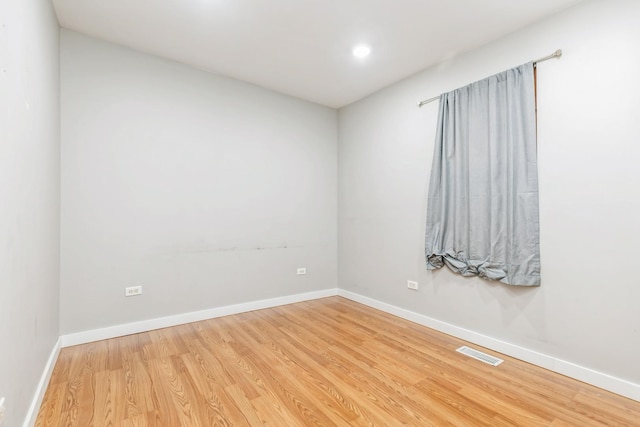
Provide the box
[297,267,307,275]
[0,397,5,425]
[125,286,143,297]
[407,280,419,290]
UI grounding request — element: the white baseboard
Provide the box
[23,337,62,427]
[337,289,640,402]
[60,288,339,347]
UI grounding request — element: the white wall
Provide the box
[60,31,338,334]
[338,0,640,385]
[0,0,60,425]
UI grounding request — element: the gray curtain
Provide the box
[425,62,540,286]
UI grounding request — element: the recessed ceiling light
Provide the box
[352,44,371,59]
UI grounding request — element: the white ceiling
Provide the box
[52,0,582,108]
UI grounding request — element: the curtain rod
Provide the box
[417,49,562,107]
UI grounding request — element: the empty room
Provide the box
[2,0,640,425]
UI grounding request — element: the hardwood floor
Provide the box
[36,297,640,426]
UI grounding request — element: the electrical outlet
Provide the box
[0,397,6,426]
[407,280,419,290]
[296,267,307,275]
[125,285,142,297]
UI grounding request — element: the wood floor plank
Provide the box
[224,383,267,426]
[34,382,67,427]
[272,337,395,426]
[36,297,640,426]
[93,369,124,426]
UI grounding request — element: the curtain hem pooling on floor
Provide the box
[425,62,540,286]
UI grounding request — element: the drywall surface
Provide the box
[60,31,337,333]
[338,0,640,384]
[0,0,61,425]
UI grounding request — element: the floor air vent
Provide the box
[456,346,504,366]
